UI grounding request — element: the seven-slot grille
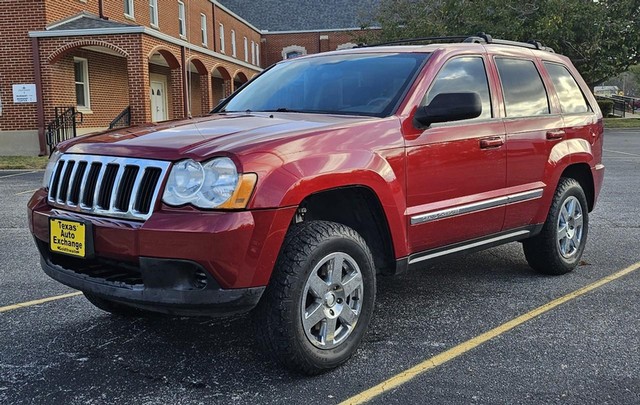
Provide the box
[47,154,171,221]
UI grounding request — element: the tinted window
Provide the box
[222,53,428,117]
[423,57,492,119]
[544,62,589,114]
[496,58,549,117]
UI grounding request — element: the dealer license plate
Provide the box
[49,218,89,258]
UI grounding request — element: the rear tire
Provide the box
[523,178,589,275]
[254,220,376,375]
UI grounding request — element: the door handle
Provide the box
[546,130,565,140]
[479,137,504,149]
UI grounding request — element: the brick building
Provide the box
[0,0,378,155]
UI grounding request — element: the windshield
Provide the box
[220,53,429,117]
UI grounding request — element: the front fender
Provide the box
[246,149,410,258]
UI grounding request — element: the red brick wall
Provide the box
[262,30,372,67]
[213,4,261,67]
[0,0,46,131]
[74,49,130,128]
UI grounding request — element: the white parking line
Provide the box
[603,149,640,157]
[14,188,40,196]
[0,170,43,179]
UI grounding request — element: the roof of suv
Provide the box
[294,43,571,66]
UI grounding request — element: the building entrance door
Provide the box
[150,81,167,122]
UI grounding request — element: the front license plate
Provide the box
[49,218,91,258]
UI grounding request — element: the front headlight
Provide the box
[162,157,256,209]
[43,150,62,188]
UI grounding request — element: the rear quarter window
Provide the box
[496,58,550,118]
[543,62,590,114]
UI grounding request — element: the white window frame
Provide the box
[231,30,236,57]
[255,43,260,66]
[201,13,208,47]
[251,41,255,65]
[219,23,225,53]
[149,0,159,27]
[74,57,91,110]
[243,37,248,62]
[178,1,186,38]
[124,0,134,18]
[281,45,307,60]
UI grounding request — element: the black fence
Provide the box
[109,106,131,129]
[596,95,640,118]
[46,107,83,155]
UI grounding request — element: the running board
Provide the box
[394,226,542,273]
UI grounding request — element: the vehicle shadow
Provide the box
[10,245,562,404]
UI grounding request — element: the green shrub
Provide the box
[597,99,614,117]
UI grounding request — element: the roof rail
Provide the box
[363,33,555,53]
[471,32,555,53]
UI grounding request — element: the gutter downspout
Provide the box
[212,3,217,52]
[98,0,106,19]
[31,37,46,156]
[181,46,189,118]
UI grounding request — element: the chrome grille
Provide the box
[47,154,171,221]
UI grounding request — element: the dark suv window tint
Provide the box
[496,58,549,117]
[544,62,589,114]
[423,56,492,119]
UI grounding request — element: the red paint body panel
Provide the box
[29,43,605,297]
[29,189,295,288]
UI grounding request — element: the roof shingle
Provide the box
[218,0,380,32]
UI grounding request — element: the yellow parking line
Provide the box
[340,261,640,405]
[0,292,82,313]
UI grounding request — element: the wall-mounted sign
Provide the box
[13,84,37,103]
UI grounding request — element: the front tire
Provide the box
[523,178,589,275]
[254,220,376,375]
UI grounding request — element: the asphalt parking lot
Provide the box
[1,129,639,404]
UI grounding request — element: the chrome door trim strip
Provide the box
[506,189,544,204]
[410,188,544,225]
[408,230,531,265]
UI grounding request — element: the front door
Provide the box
[406,55,507,254]
[150,81,167,122]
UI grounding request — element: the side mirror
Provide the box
[414,92,482,128]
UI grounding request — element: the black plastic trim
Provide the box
[37,243,264,316]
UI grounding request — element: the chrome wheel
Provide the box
[556,196,584,259]
[301,252,363,349]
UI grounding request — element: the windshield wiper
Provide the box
[262,108,304,113]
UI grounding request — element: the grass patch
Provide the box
[0,156,48,170]
[604,118,640,129]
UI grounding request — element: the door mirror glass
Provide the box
[414,92,482,128]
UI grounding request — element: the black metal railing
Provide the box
[46,107,83,155]
[108,106,131,129]
[597,95,640,118]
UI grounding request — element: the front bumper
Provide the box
[37,241,264,316]
[28,189,296,316]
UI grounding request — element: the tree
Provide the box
[371,0,640,87]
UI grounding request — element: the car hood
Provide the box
[63,113,375,160]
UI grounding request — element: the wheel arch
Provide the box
[560,163,595,212]
[297,186,397,274]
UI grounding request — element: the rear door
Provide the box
[405,55,507,253]
[495,56,564,230]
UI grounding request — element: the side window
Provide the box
[496,58,549,117]
[544,62,589,114]
[423,56,492,119]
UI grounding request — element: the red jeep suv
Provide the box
[29,35,604,374]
